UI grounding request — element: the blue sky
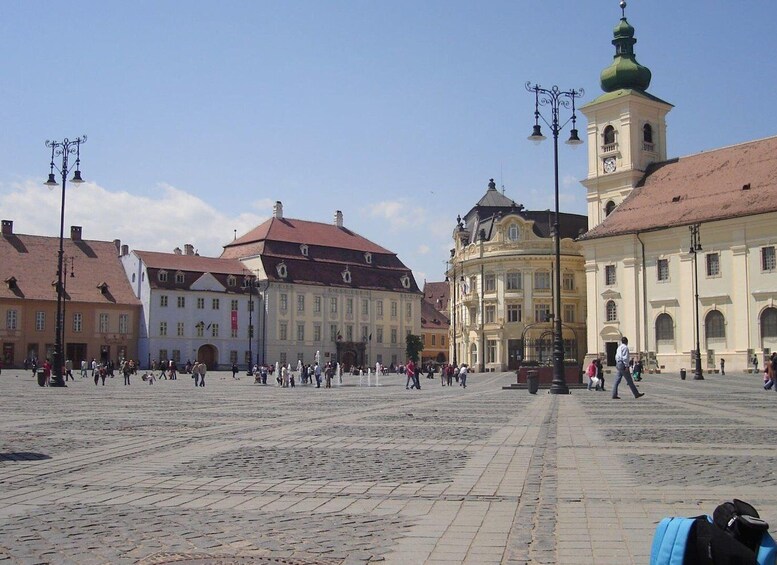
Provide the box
[1,1,776,284]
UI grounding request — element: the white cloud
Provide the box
[417,244,430,255]
[0,180,265,257]
[365,199,426,229]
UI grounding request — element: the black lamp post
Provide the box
[61,256,75,375]
[526,83,583,395]
[44,136,86,388]
[689,224,705,380]
[244,271,255,375]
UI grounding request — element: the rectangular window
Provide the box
[314,324,321,341]
[99,313,109,333]
[196,323,204,337]
[159,349,168,362]
[72,312,82,333]
[212,298,220,310]
[330,324,338,341]
[431,334,436,346]
[706,253,720,277]
[346,298,353,315]
[231,299,239,311]
[330,297,337,314]
[390,328,398,344]
[346,325,353,341]
[119,314,129,334]
[362,299,369,316]
[279,322,288,341]
[485,304,496,323]
[211,323,219,337]
[405,303,412,319]
[279,293,288,312]
[159,321,168,336]
[487,340,497,363]
[563,273,575,291]
[279,352,287,365]
[178,322,185,337]
[377,327,384,343]
[361,325,368,341]
[297,323,305,341]
[506,272,522,291]
[244,350,251,365]
[605,265,616,285]
[657,258,669,281]
[563,304,575,323]
[507,304,522,323]
[390,301,398,318]
[231,327,238,338]
[172,349,181,363]
[441,335,445,347]
[484,274,496,292]
[177,296,185,308]
[197,298,205,309]
[230,350,238,364]
[314,296,322,314]
[535,304,551,323]
[376,300,384,317]
[160,295,168,307]
[762,246,776,271]
[297,295,305,312]
[534,271,551,290]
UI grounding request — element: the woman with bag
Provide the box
[586,360,598,391]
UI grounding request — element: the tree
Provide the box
[405,334,424,363]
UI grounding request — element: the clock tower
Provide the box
[580,1,673,230]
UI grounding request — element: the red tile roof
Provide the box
[424,282,450,313]
[0,230,140,305]
[421,298,450,329]
[580,135,777,240]
[135,250,247,274]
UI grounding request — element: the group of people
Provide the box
[762,353,777,391]
[585,337,645,400]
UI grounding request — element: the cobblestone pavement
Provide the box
[1,369,776,564]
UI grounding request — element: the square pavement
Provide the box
[0,368,774,563]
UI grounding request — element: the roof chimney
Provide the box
[273,201,283,219]
[173,247,182,255]
[1,220,12,236]
[184,243,194,256]
[113,239,121,254]
[334,210,343,227]
[121,244,129,257]
[70,226,82,241]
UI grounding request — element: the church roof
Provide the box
[579,135,777,241]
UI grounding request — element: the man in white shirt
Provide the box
[612,337,644,400]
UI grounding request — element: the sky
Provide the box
[1,1,776,285]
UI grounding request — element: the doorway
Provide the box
[605,342,618,366]
[197,344,217,369]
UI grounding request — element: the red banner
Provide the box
[231,310,238,331]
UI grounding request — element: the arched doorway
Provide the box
[761,307,777,352]
[197,344,217,369]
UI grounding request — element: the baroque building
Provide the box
[448,180,587,372]
[579,5,777,372]
[220,202,422,370]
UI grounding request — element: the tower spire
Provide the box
[600,0,652,92]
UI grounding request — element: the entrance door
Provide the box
[2,343,14,366]
[341,351,356,372]
[507,339,522,370]
[605,342,618,366]
[101,345,110,365]
[66,343,87,367]
[197,344,217,369]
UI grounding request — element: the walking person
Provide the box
[612,337,644,400]
[446,364,454,386]
[191,362,200,386]
[633,359,643,381]
[325,363,334,388]
[587,359,598,391]
[231,362,239,379]
[459,364,468,388]
[197,361,206,387]
[754,355,759,373]
[406,359,417,390]
[314,362,322,388]
[123,360,131,385]
[720,358,725,375]
[595,358,605,391]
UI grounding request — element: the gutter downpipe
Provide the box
[636,232,649,363]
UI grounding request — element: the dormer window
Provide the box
[97,282,109,295]
[300,244,309,257]
[276,262,287,279]
[605,200,616,217]
[508,224,520,242]
[400,274,411,289]
[342,267,352,284]
[5,276,17,290]
[227,275,236,287]
[158,270,168,282]
[602,125,617,152]
[175,271,185,284]
[364,252,372,264]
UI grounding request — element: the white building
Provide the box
[579,6,777,372]
[220,202,422,370]
[121,245,256,369]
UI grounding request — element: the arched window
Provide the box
[605,300,617,322]
[643,123,653,144]
[605,201,616,217]
[761,307,777,338]
[603,125,616,146]
[655,313,674,341]
[508,224,520,241]
[705,310,725,339]
[175,271,185,284]
[158,270,168,282]
[227,275,236,287]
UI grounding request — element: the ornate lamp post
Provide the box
[244,270,255,375]
[526,83,583,395]
[44,136,86,387]
[689,224,705,380]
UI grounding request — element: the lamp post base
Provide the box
[548,383,570,394]
[49,377,67,387]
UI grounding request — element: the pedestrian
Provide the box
[65,358,74,381]
[459,364,468,388]
[197,361,206,387]
[754,355,759,373]
[191,362,199,386]
[720,358,725,375]
[771,353,777,393]
[595,358,605,391]
[446,364,454,386]
[314,362,322,388]
[586,359,598,391]
[633,359,643,381]
[454,365,460,383]
[123,360,131,385]
[80,359,88,378]
[405,358,415,389]
[91,358,96,378]
[232,362,239,379]
[325,363,334,388]
[612,337,644,400]
[42,358,52,387]
[99,365,107,385]
[441,364,447,386]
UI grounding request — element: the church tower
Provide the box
[580,1,673,230]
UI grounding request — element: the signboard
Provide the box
[231,311,238,331]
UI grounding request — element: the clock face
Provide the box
[604,157,616,173]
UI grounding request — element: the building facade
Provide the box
[579,6,777,372]
[448,180,588,372]
[121,245,256,370]
[221,202,423,370]
[0,220,141,368]
[421,283,450,366]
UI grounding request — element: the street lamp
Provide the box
[44,136,86,388]
[244,270,255,375]
[526,83,583,395]
[689,224,705,380]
